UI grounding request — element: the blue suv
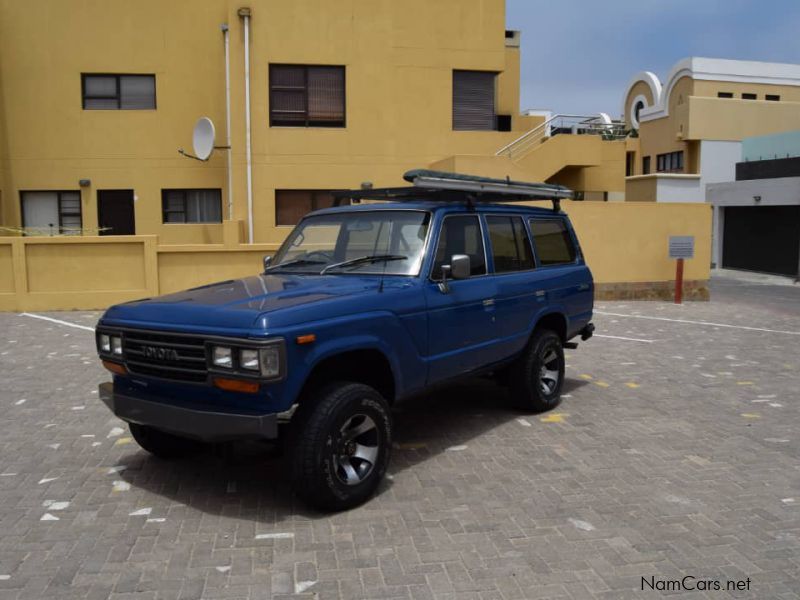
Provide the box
[96,170,594,510]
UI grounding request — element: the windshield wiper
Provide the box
[264,258,325,272]
[320,254,408,275]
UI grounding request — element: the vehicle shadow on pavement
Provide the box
[115,376,588,520]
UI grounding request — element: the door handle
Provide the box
[535,290,546,297]
[482,298,495,307]
[577,283,590,291]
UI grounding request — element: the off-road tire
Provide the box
[290,382,392,511]
[508,329,565,412]
[129,423,203,459]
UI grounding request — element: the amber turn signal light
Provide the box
[213,377,260,394]
[296,334,316,345]
[102,360,127,375]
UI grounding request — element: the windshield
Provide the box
[269,210,430,275]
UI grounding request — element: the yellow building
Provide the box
[0,0,552,245]
[622,57,800,203]
[0,0,718,311]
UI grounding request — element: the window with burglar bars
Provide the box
[20,191,82,235]
[161,189,222,223]
[269,65,345,127]
[452,70,497,131]
[275,190,336,226]
[656,151,684,173]
[82,74,156,109]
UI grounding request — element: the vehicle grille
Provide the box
[123,330,208,383]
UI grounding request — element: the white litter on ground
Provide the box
[568,518,595,531]
[71,406,85,411]
[38,477,58,484]
[40,513,59,521]
[215,566,231,573]
[255,532,294,540]
[129,508,152,516]
[112,480,131,492]
[516,418,532,427]
[295,581,317,594]
[46,444,60,450]
[14,399,27,405]
[42,500,70,510]
[146,517,166,523]
[446,445,468,452]
[107,427,124,438]
[107,465,127,475]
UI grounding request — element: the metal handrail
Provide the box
[495,113,627,161]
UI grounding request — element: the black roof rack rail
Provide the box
[331,169,573,212]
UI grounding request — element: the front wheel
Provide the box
[289,382,392,511]
[508,329,565,412]
[129,423,203,459]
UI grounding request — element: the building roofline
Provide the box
[623,57,800,125]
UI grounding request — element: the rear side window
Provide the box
[432,215,486,279]
[486,215,534,273]
[529,218,576,266]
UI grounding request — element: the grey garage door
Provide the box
[722,205,800,276]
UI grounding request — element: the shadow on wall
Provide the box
[117,376,589,521]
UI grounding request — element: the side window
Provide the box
[486,215,534,273]
[529,219,577,266]
[432,215,486,279]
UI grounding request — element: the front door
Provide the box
[98,189,135,235]
[424,214,498,383]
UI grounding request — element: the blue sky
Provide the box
[506,0,800,117]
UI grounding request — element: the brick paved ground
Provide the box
[1,275,798,599]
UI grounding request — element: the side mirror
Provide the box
[450,254,471,280]
[263,255,272,273]
[437,254,471,294]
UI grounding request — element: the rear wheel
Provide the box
[290,382,391,511]
[508,329,564,412]
[129,423,203,459]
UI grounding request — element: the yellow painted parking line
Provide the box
[113,437,133,446]
[579,374,593,380]
[540,413,569,423]
[394,442,427,450]
[736,381,754,386]
[740,413,761,419]
[595,381,610,388]
[625,382,640,389]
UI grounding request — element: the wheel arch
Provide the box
[297,347,397,406]
[532,311,568,343]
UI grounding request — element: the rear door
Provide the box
[528,216,592,336]
[424,214,498,382]
[484,214,539,348]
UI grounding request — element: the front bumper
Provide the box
[99,382,279,442]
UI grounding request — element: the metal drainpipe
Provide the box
[238,7,253,243]
[221,24,233,222]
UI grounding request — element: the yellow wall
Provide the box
[563,201,711,284]
[0,200,712,311]
[158,246,274,294]
[0,0,534,244]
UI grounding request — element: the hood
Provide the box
[101,274,381,334]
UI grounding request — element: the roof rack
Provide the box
[331,169,573,211]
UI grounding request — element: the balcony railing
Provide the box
[496,113,627,161]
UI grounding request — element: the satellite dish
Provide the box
[192,117,216,160]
